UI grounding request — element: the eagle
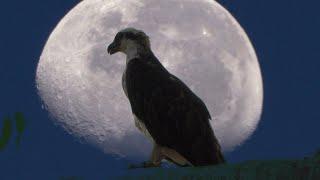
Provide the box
[107,28,225,168]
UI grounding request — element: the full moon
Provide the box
[36,0,263,159]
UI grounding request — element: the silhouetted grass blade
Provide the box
[0,117,12,151]
[15,112,25,134]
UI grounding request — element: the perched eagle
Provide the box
[107,28,225,168]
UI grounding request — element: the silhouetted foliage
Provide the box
[0,116,12,151]
[314,148,320,162]
[0,112,26,151]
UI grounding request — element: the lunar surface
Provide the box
[36,0,263,159]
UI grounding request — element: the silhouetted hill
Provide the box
[118,149,320,180]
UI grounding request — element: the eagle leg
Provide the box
[161,146,193,167]
[128,143,164,169]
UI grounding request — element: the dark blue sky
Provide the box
[0,0,319,179]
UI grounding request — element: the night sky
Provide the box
[0,0,319,179]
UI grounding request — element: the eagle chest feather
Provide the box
[122,62,153,140]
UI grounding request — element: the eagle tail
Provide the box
[204,136,226,166]
[214,139,226,164]
[188,130,226,166]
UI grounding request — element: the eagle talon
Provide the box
[128,161,160,169]
[143,161,161,168]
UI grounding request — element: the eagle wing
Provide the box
[125,58,225,166]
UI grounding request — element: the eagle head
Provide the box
[107,27,150,55]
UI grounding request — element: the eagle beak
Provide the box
[107,41,119,55]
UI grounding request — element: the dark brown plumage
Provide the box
[108,27,225,167]
[125,51,225,166]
